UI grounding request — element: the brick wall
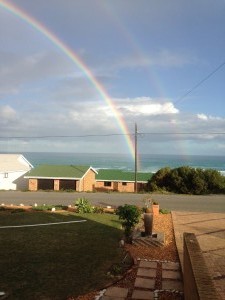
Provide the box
[95,181,114,191]
[54,179,60,191]
[79,169,96,191]
[183,232,219,300]
[95,181,147,192]
[95,181,135,192]
[117,182,134,192]
[29,179,38,191]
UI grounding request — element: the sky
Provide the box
[0,0,225,157]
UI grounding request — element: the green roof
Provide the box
[96,169,152,182]
[25,165,94,179]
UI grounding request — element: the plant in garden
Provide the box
[159,208,171,214]
[116,204,141,243]
[75,198,93,213]
[93,206,104,214]
[143,198,152,212]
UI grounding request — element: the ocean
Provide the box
[16,152,225,174]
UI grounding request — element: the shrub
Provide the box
[159,208,170,214]
[93,206,104,214]
[148,166,225,195]
[116,204,141,243]
[75,198,93,213]
[55,205,68,210]
[32,205,50,211]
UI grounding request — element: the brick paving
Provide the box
[131,290,154,299]
[172,211,225,300]
[101,287,128,299]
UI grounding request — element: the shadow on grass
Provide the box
[0,209,124,300]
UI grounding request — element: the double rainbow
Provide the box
[0,0,136,161]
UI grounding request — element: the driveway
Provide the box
[172,211,225,299]
[0,191,224,212]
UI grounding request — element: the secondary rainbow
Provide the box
[0,0,137,161]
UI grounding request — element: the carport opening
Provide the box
[38,179,54,190]
[59,180,76,191]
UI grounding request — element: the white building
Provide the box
[0,154,33,190]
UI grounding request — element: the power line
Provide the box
[1,132,225,140]
[139,132,225,135]
[0,133,130,139]
[174,60,225,105]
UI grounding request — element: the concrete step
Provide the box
[132,237,164,247]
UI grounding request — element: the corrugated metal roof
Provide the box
[96,169,152,182]
[0,154,33,172]
[25,164,96,179]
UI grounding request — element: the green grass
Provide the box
[0,210,124,299]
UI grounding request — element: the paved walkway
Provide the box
[96,259,183,299]
[172,211,225,300]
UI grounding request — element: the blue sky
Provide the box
[0,0,225,156]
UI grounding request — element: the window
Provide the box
[4,173,8,178]
[104,181,111,187]
[122,182,127,186]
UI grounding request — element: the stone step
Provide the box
[132,237,164,247]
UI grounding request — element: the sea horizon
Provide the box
[2,151,225,174]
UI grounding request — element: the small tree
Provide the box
[116,204,141,243]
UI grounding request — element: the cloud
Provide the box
[197,114,222,122]
[0,105,17,123]
[197,113,208,121]
[116,97,179,115]
[0,95,225,155]
[0,50,75,96]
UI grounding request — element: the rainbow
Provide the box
[0,0,137,162]
[99,2,166,98]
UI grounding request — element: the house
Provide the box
[95,169,152,192]
[0,154,33,190]
[24,165,97,192]
[24,164,152,193]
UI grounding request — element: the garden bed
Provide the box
[77,213,181,300]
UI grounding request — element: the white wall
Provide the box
[0,171,28,190]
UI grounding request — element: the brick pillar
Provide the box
[76,180,80,191]
[29,179,38,191]
[54,179,60,191]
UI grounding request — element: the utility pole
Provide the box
[134,123,138,193]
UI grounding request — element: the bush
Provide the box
[93,206,104,214]
[75,198,93,213]
[32,205,51,211]
[148,166,225,195]
[116,204,141,243]
[159,208,170,214]
[32,204,68,211]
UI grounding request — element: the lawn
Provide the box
[0,209,124,299]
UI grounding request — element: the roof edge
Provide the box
[24,176,80,180]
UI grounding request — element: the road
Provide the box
[0,191,224,212]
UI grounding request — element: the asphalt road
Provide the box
[0,191,224,212]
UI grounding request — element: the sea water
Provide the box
[15,152,225,174]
